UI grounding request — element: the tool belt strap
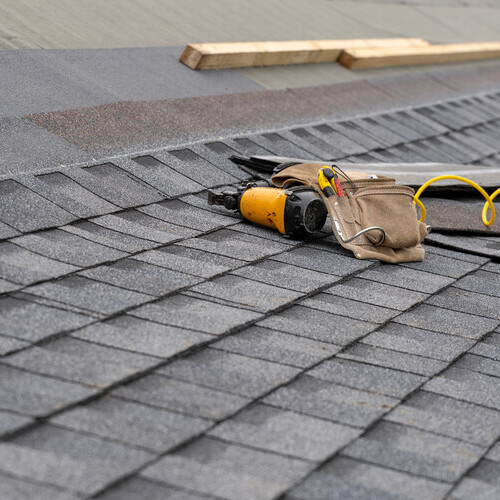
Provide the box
[271,163,428,263]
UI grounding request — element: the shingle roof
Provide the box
[0,67,499,499]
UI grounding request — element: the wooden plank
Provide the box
[339,42,500,70]
[179,38,430,70]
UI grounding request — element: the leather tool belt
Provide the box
[271,163,428,263]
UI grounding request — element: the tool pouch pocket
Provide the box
[353,185,423,248]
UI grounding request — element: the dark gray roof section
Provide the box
[0,69,499,500]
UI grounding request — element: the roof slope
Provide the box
[0,70,499,499]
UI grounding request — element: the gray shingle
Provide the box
[25,276,152,315]
[141,436,313,500]
[264,374,397,428]
[209,403,360,462]
[92,210,199,244]
[251,132,319,158]
[0,334,29,355]
[0,472,80,500]
[0,296,93,342]
[359,265,454,293]
[312,124,366,155]
[69,163,165,208]
[131,294,261,335]
[178,228,289,261]
[309,358,425,398]
[0,365,96,416]
[62,220,158,253]
[385,390,500,446]
[338,343,446,376]
[454,270,500,298]
[1,425,153,495]
[72,314,211,358]
[234,261,337,296]
[471,333,500,361]
[52,396,211,452]
[134,245,244,278]
[487,441,500,462]
[426,286,500,320]
[192,141,249,180]
[453,353,500,379]
[271,246,371,277]
[402,251,481,278]
[424,367,500,410]
[125,155,204,197]
[328,121,384,151]
[97,476,205,500]
[484,262,500,274]
[33,171,118,218]
[181,192,241,220]
[0,241,77,285]
[371,113,424,141]
[212,325,339,368]
[3,337,158,388]
[470,460,500,488]
[0,277,20,294]
[79,259,202,296]
[288,127,346,158]
[349,117,405,147]
[139,198,234,231]
[289,456,450,500]
[325,277,428,310]
[390,109,448,138]
[0,180,74,232]
[228,220,300,245]
[114,374,249,420]
[12,229,126,267]
[394,304,498,339]
[156,149,238,188]
[343,421,484,482]
[189,275,301,313]
[452,476,500,500]
[159,348,300,398]
[0,220,20,240]
[258,305,376,346]
[0,410,33,437]
[302,293,398,323]
[362,322,475,362]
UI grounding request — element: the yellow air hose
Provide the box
[414,175,500,227]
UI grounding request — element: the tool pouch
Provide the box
[271,163,428,263]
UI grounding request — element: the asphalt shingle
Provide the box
[0,179,75,232]
[453,353,500,379]
[454,270,500,298]
[309,358,425,399]
[0,472,80,500]
[159,348,300,398]
[1,425,153,495]
[25,276,152,315]
[0,241,77,285]
[424,367,500,410]
[301,293,398,323]
[264,374,397,428]
[209,403,360,462]
[470,333,500,361]
[0,365,96,417]
[132,294,260,335]
[52,396,211,452]
[92,210,198,244]
[338,342,446,376]
[12,229,126,267]
[231,259,337,293]
[189,274,301,313]
[343,421,484,482]
[259,305,376,345]
[0,410,33,437]
[401,251,482,278]
[142,436,312,500]
[385,390,500,446]
[362,322,475,362]
[2,337,158,388]
[79,259,202,296]
[0,334,29,355]
[178,228,289,261]
[0,296,93,342]
[325,276,428,310]
[394,304,498,339]
[212,325,340,368]
[114,374,250,420]
[62,220,158,253]
[289,456,450,500]
[72,314,211,358]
